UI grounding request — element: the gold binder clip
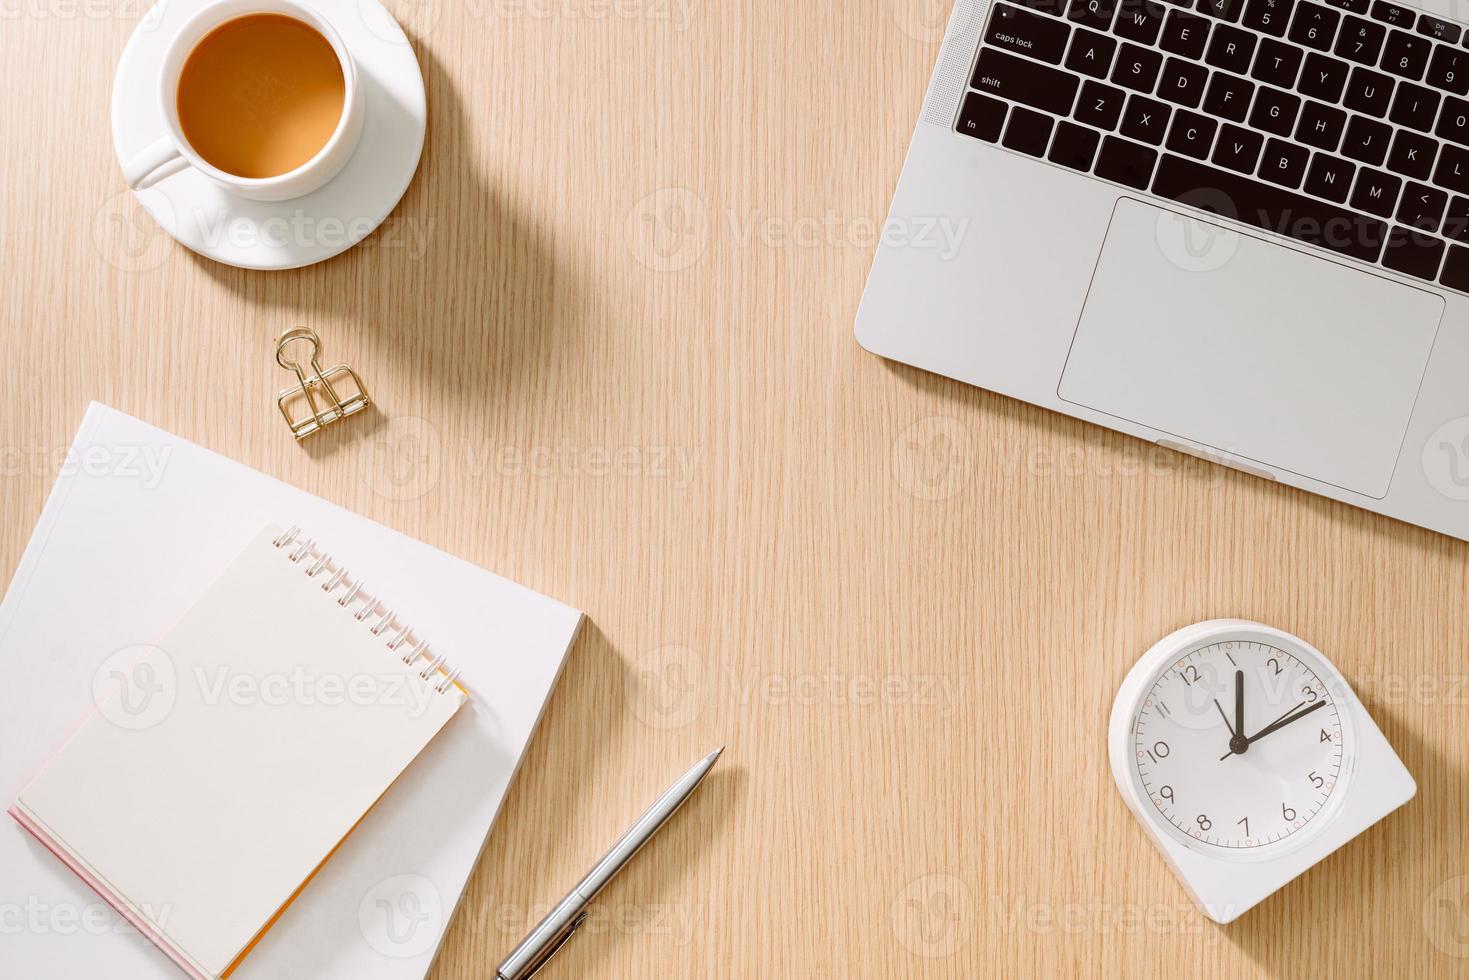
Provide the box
[274,328,371,440]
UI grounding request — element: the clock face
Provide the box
[1132,639,1350,851]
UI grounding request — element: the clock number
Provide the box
[1147,741,1170,764]
[1181,665,1200,686]
[1196,814,1212,831]
[1320,728,1332,743]
[1302,684,1318,702]
[1282,803,1296,821]
[1236,816,1248,836]
[1160,785,1174,802]
[1308,770,1324,789]
[1267,657,1283,676]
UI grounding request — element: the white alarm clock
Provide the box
[1109,619,1415,923]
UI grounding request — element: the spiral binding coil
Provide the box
[271,525,462,694]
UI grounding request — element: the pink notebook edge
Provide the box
[9,802,210,980]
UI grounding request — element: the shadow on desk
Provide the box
[188,32,583,412]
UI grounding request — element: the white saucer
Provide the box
[111,0,426,270]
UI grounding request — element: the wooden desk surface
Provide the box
[3,1,1468,977]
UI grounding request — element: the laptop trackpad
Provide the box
[1058,198,1443,498]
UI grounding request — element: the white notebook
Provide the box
[12,525,468,979]
[0,404,584,979]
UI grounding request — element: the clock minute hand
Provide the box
[1244,698,1328,747]
[1233,670,1244,744]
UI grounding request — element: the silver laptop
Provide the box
[857,0,1469,540]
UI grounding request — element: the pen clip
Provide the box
[518,910,587,980]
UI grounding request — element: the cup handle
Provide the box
[123,137,189,190]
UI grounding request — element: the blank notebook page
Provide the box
[9,525,465,980]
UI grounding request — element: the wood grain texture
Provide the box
[3,0,1468,977]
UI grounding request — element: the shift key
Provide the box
[972,47,1081,116]
[984,4,1072,63]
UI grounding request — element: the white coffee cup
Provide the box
[122,0,364,202]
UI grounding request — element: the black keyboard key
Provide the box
[1075,79,1128,128]
[1299,52,1351,100]
[1440,243,1469,289]
[1095,135,1159,186]
[956,92,1009,141]
[1205,25,1257,72]
[1066,29,1118,78]
[1296,100,1347,149]
[1343,67,1394,115]
[1387,129,1438,179]
[1114,0,1169,43]
[1289,3,1340,50]
[1196,0,1245,21]
[1112,43,1164,91]
[1121,94,1173,142]
[1068,0,1118,30]
[1167,109,1219,156]
[1333,16,1386,64]
[973,48,1081,115]
[1382,224,1445,278]
[1370,1,1412,28]
[1419,15,1461,44]
[1161,10,1212,58]
[1323,0,1368,13]
[1049,121,1103,168]
[1445,195,1469,240]
[1151,153,1387,259]
[987,4,1074,63]
[1437,96,1469,145]
[1390,82,1441,129]
[1202,72,1254,120]
[1003,106,1055,155]
[1342,115,1393,164]
[1382,29,1430,79]
[1242,0,1293,36]
[1159,57,1211,106]
[1212,123,1264,170]
[1428,45,1469,96]
[1261,137,1310,185]
[1433,143,1469,192]
[1250,86,1302,135]
[1397,181,1447,230]
[1252,38,1303,86]
[1304,151,1357,200]
[1350,167,1403,215]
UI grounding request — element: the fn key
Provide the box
[956,92,1007,142]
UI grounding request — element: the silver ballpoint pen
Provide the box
[495,747,724,980]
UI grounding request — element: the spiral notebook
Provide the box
[0,404,584,980]
[10,524,467,980]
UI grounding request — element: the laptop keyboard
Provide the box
[957,0,1469,290]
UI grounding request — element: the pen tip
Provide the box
[706,746,724,764]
